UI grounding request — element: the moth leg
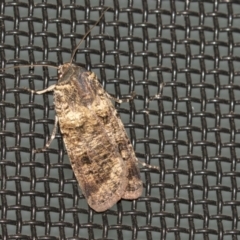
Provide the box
[106,92,136,103]
[105,93,123,103]
[45,115,59,148]
[137,159,160,171]
[35,115,58,153]
[25,84,56,95]
[148,83,164,102]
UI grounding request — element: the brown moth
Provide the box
[6,8,157,212]
[54,63,143,211]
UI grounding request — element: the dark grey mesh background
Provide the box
[1,1,240,239]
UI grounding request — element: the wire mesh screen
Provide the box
[1,0,240,239]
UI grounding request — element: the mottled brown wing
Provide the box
[54,66,129,212]
[62,120,128,212]
[84,71,143,199]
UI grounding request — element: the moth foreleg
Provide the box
[25,84,56,95]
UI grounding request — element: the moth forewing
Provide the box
[53,64,142,211]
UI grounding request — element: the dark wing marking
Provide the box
[63,122,128,212]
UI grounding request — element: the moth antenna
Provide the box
[69,7,110,64]
[1,7,109,72]
[1,64,58,71]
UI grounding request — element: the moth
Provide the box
[6,9,157,212]
[35,63,143,212]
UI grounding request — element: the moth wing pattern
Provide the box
[84,70,143,199]
[54,64,129,212]
[54,63,142,212]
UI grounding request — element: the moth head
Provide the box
[57,63,80,84]
[58,63,71,78]
[57,8,109,85]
